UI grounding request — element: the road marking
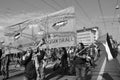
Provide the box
[97,57,107,80]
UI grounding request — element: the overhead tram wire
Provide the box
[19,0,58,12]
[41,0,58,11]
[50,0,64,9]
[20,0,57,11]
[74,0,94,26]
[13,0,43,33]
[18,0,58,34]
[62,0,89,27]
[98,0,107,30]
[112,0,119,27]
[52,0,87,26]
[19,0,42,10]
[63,0,69,7]
[38,0,59,48]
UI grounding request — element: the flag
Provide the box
[103,33,114,61]
[14,32,21,40]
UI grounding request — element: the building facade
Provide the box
[76,27,99,46]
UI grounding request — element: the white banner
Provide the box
[5,7,76,49]
[41,7,75,33]
[45,32,76,48]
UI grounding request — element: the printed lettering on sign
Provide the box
[44,32,76,48]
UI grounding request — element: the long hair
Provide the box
[79,42,84,49]
[62,47,67,54]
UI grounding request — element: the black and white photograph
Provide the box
[0,0,120,80]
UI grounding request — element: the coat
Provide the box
[74,49,86,65]
[21,52,37,79]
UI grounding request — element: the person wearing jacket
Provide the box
[37,49,46,80]
[0,48,3,75]
[60,47,68,74]
[21,48,37,80]
[74,43,86,80]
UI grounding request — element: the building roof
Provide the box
[77,27,98,33]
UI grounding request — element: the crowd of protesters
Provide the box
[0,40,102,80]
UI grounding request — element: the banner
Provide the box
[12,32,76,49]
[41,7,75,33]
[4,7,76,49]
[45,32,76,48]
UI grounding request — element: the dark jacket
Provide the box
[37,50,46,63]
[74,49,86,65]
[61,47,68,68]
[21,52,37,79]
[0,49,2,58]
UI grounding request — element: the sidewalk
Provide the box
[0,66,24,79]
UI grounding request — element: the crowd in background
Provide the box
[0,41,106,80]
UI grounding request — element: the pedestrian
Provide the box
[1,55,10,80]
[118,44,120,54]
[60,47,68,74]
[68,46,76,75]
[21,47,37,80]
[74,43,86,80]
[51,48,57,62]
[0,48,3,75]
[36,47,46,80]
[32,48,39,80]
[1,47,11,80]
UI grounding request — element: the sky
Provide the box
[0,0,120,41]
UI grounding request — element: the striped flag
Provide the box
[14,32,21,40]
[103,33,114,61]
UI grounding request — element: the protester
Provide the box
[88,43,98,67]
[0,38,100,80]
[0,48,3,75]
[118,44,120,54]
[68,46,76,75]
[60,47,68,74]
[37,47,46,80]
[21,48,37,80]
[74,43,86,80]
[51,48,57,62]
[1,47,11,80]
